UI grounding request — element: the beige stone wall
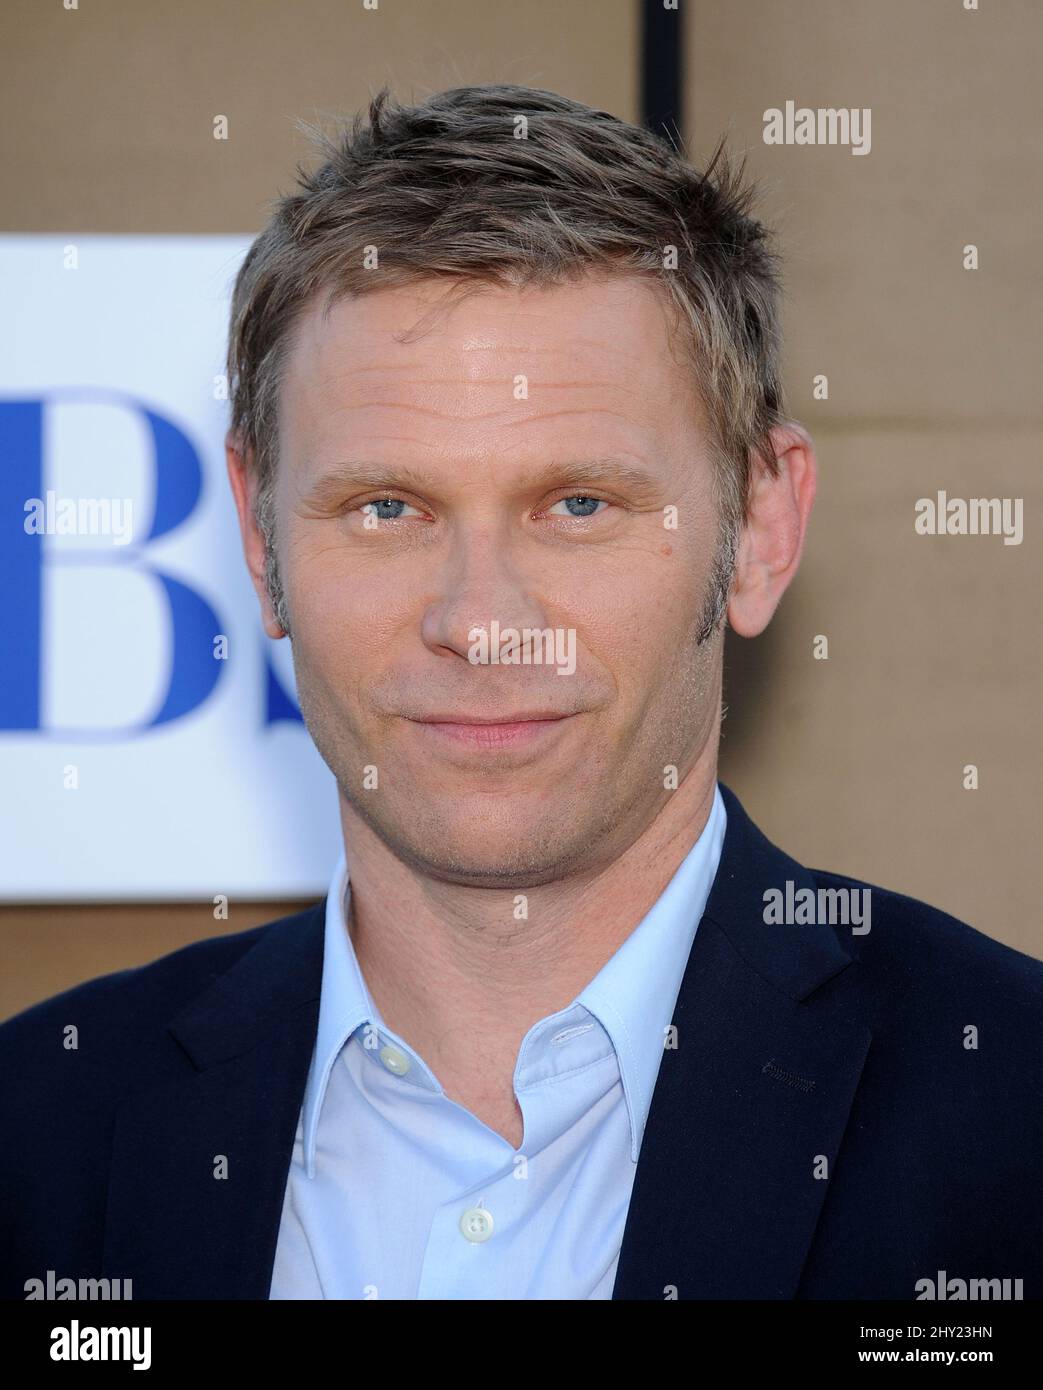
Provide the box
[2,0,1038,1017]
[691,0,1041,946]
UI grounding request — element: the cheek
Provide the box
[287,536,416,656]
[562,548,709,681]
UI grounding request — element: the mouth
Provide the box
[407,712,576,750]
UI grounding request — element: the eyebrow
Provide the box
[302,456,663,507]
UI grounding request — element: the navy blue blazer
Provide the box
[2,783,1041,1300]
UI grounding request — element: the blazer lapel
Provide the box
[613,785,873,1299]
[101,903,326,1299]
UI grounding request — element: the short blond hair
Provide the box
[226,83,788,637]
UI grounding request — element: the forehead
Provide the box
[276,272,703,462]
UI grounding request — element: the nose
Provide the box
[420,524,552,665]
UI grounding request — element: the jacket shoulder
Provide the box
[0,904,322,1078]
[0,904,323,1296]
[809,865,1043,1013]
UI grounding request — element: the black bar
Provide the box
[3,1298,1040,1370]
[641,0,685,149]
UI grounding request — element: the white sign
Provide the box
[0,236,341,900]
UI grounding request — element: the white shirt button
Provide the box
[459,1207,494,1243]
[378,1044,411,1076]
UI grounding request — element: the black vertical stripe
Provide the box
[641,0,686,150]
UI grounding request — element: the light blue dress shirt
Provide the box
[269,783,726,1300]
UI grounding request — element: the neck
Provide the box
[337,747,720,1099]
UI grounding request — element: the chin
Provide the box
[377,798,589,888]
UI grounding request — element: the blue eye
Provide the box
[548,496,606,518]
[362,498,420,521]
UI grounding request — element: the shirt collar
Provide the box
[301,783,727,1176]
[577,782,726,1159]
[301,854,376,1179]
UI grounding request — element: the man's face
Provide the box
[268,273,726,887]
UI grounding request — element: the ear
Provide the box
[727,420,817,638]
[225,432,286,639]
